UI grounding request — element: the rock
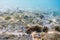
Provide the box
[26,25,43,34]
[43,27,49,33]
[54,26,60,32]
[43,31,60,40]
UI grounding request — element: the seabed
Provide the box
[0,10,60,40]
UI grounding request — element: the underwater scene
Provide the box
[0,0,60,40]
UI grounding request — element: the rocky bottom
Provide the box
[0,31,60,40]
[0,32,32,40]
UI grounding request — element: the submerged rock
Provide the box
[54,26,60,32]
[43,31,60,40]
[26,25,43,34]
